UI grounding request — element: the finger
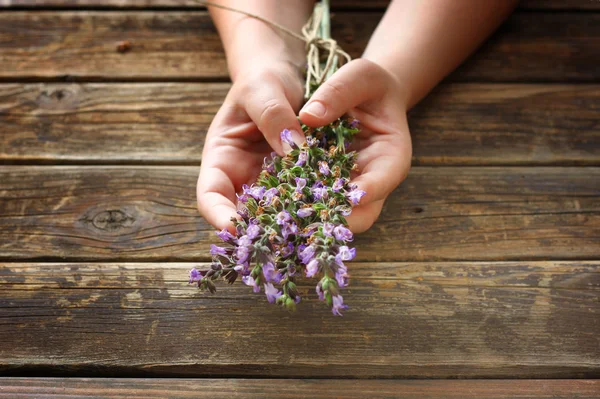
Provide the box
[346,199,385,234]
[351,137,412,205]
[243,84,304,156]
[299,59,388,127]
[197,164,239,233]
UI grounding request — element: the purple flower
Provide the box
[246,224,261,239]
[295,177,307,193]
[316,283,325,301]
[189,267,203,284]
[323,222,334,237]
[350,119,360,128]
[264,283,282,303]
[281,222,298,239]
[262,262,283,283]
[332,295,349,316]
[242,275,260,293]
[318,161,330,176]
[236,235,253,264]
[245,185,266,201]
[334,225,353,241]
[305,258,319,278]
[280,242,294,257]
[306,136,318,147]
[336,271,349,288]
[337,245,356,261]
[276,210,291,226]
[332,178,345,192]
[346,188,366,205]
[263,156,276,174]
[216,228,235,243]
[263,187,279,204]
[280,129,297,149]
[311,181,328,201]
[299,244,316,264]
[296,151,308,166]
[210,244,227,256]
[297,207,314,218]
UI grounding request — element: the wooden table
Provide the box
[0,1,598,397]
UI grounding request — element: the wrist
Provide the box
[224,18,306,81]
[361,56,413,109]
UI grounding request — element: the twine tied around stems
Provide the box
[193,1,352,99]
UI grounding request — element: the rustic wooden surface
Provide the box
[0,0,598,392]
[0,261,598,377]
[0,12,598,82]
[1,166,598,261]
[0,378,598,398]
[1,83,599,165]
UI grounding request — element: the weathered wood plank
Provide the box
[1,0,598,11]
[0,12,597,81]
[0,261,598,377]
[0,167,598,261]
[1,83,599,165]
[0,378,598,398]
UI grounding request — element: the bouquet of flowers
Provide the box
[190,0,364,316]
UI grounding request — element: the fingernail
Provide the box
[290,129,305,148]
[302,101,326,118]
[282,129,304,154]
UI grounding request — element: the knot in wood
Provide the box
[91,210,135,231]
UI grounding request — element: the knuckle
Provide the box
[259,99,287,130]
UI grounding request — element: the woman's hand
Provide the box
[300,59,412,233]
[197,60,306,232]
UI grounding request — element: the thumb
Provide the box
[299,59,388,127]
[243,85,305,156]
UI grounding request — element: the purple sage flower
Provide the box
[216,228,235,243]
[281,221,298,239]
[318,161,330,176]
[332,178,345,192]
[280,242,294,257]
[296,151,308,166]
[334,225,353,241]
[332,295,349,316]
[311,181,328,201]
[295,177,307,193]
[323,222,334,237]
[262,262,283,284]
[264,283,283,303]
[305,258,319,278]
[298,244,316,264]
[263,187,279,204]
[316,283,325,301]
[350,119,360,128]
[297,207,314,218]
[210,244,228,256]
[346,188,366,205]
[189,268,203,284]
[280,129,297,149]
[337,245,356,261]
[276,210,291,226]
[245,185,266,201]
[242,275,260,293]
[246,224,261,239]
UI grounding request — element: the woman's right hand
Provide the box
[197,60,306,232]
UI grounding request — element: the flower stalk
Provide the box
[190,0,364,316]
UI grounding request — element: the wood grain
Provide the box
[0,378,598,398]
[0,166,598,261]
[1,83,599,165]
[0,261,598,377]
[0,12,598,81]
[1,0,598,11]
